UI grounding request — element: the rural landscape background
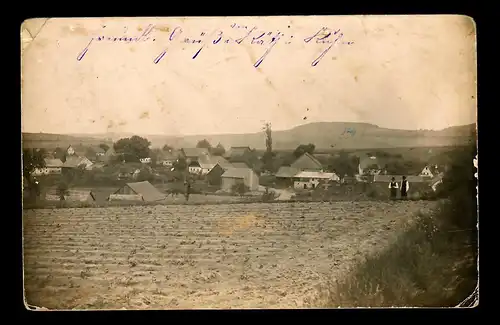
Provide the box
[22,120,478,309]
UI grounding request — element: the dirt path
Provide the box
[23,201,436,310]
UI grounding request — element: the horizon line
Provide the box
[22,121,476,137]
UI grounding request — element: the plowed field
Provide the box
[23,201,435,309]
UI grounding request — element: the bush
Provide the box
[231,183,249,196]
[261,187,277,202]
[317,144,478,308]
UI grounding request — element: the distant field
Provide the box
[23,201,436,309]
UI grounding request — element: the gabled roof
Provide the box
[225,146,252,157]
[206,163,226,175]
[198,155,232,169]
[188,160,201,167]
[62,156,91,168]
[275,166,300,178]
[157,150,178,161]
[221,167,255,179]
[290,152,323,170]
[231,162,250,169]
[294,171,338,179]
[44,158,63,168]
[90,187,118,202]
[181,148,209,157]
[121,181,165,202]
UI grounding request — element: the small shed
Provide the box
[109,181,165,202]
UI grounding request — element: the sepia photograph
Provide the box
[21,15,478,309]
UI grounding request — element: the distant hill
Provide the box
[22,133,113,150]
[22,122,476,151]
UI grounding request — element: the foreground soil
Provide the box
[23,201,435,309]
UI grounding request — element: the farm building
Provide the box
[290,152,323,172]
[275,166,300,187]
[293,171,339,190]
[32,158,63,176]
[109,181,165,202]
[221,167,260,192]
[188,160,202,174]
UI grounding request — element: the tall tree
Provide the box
[264,122,272,153]
[196,139,212,150]
[162,144,174,152]
[53,147,66,161]
[211,143,226,156]
[261,123,275,172]
[293,143,316,158]
[113,135,151,163]
[327,151,358,183]
[99,143,110,152]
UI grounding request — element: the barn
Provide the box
[109,181,165,202]
[293,171,339,190]
[221,167,260,192]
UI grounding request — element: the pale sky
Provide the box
[21,15,477,136]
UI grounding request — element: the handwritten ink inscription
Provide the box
[76,23,354,68]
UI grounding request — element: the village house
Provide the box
[157,150,179,167]
[65,144,87,157]
[224,146,253,159]
[419,165,439,178]
[109,181,165,202]
[97,147,117,164]
[62,155,93,170]
[180,148,210,162]
[31,158,64,176]
[290,152,324,172]
[87,146,106,160]
[221,167,260,192]
[293,171,339,190]
[188,160,202,174]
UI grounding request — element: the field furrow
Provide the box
[23,201,434,309]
